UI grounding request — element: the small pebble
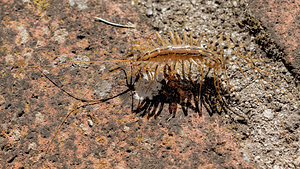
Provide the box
[88,119,93,127]
[263,109,273,120]
[146,8,153,17]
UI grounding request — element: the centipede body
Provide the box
[109,31,294,119]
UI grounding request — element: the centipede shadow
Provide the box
[126,70,232,120]
[41,66,232,120]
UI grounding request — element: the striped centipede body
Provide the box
[126,31,228,80]
[117,31,234,118]
[107,31,294,118]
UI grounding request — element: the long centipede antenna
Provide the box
[23,59,129,70]
[43,61,138,158]
[40,69,92,102]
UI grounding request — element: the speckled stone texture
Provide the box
[0,0,299,169]
[0,0,251,168]
[138,1,299,168]
[249,0,300,78]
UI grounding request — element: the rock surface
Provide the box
[0,0,299,168]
